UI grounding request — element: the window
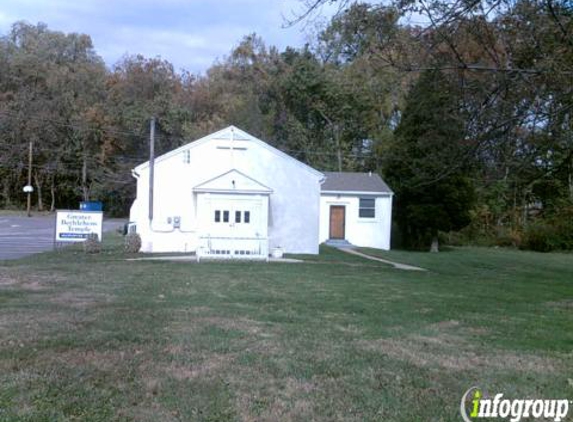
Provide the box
[215,210,249,223]
[359,198,376,218]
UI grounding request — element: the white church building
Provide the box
[129,126,393,258]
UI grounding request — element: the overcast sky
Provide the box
[0,0,337,74]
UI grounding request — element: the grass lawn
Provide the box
[0,236,572,421]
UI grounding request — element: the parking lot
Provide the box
[0,215,126,260]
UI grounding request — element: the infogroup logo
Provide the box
[460,386,571,422]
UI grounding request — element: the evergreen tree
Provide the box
[386,69,475,251]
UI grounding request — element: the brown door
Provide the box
[329,206,345,239]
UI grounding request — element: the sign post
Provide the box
[54,210,103,245]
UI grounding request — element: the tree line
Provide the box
[1,0,572,251]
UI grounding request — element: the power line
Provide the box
[0,110,147,139]
[0,111,374,161]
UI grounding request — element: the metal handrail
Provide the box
[196,235,269,262]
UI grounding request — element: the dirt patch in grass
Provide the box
[0,284,112,344]
[169,314,278,342]
[44,348,131,372]
[417,307,433,314]
[430,319,460,329]
[162,344,185,355]
[160,314,307,420]
[359,320,562,373]
[360,323,563,373]
[0,300,100,346]
[334,324,363,336]
[0,269,74,292]
[0,275,19,287]
[466,326,489,336]
[0,274,47,291]
[164,353,234,381]
[234,376,316,422]
[200,316,270,336]
[117,406,179,422]
[167,314,283,361]
[546,300,573,310]
[181,306,213,315]
[48,291,114,309]
[360,334,470,370]
[21,281,46,291]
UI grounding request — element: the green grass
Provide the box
[0,236,572,421]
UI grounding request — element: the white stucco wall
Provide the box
[319,194,393,250]
[129,128,322,254]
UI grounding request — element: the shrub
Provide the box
[494,228,522,248]
[124,233,142,253]
[550,207,573,250]
[520,206,573,252]
[83,233,101,254]
[521,222,557,252]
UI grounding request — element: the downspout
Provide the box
[149,117,155,225]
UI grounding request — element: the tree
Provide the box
[295,0,573,233]
[386,69,475,251]
[0,22,107,210]
[315,4,414,171]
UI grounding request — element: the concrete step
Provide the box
[324,239,354,249]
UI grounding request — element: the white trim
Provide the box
[325,200,351,205]
[193,169,273,194]
[321,190,393,196]
[194,188,271,195]
[134,125,325,179]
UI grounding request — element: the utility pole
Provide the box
[26,141,33,217]
[148,117,155,223]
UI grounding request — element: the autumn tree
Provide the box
[0,22,107,210]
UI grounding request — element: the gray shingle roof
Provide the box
[321,172,393,194]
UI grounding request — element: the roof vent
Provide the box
[369,171,372,177]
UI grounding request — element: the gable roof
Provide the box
[193,169,273,194]
[321,172,393,195]
[133,125,324,179]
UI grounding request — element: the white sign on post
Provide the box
[55,210,103,242]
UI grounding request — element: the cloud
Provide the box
[0,0,330,73]
[96,24,250,73]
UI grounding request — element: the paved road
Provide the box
[0,215,126,260]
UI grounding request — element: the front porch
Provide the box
[193,168,272,261]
